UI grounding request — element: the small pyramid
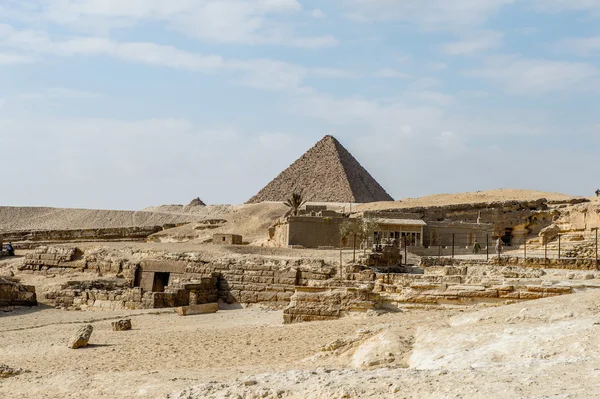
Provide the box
[188,197,206,206]
[247,135,394,203]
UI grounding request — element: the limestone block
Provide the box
[69,325,93,349]
[176,303,219,316]
[519,292,545,300]
[410,282,442,290]
[111,319,132,331]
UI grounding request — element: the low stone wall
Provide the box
[23,245,336,310]
[283,287,379,324]
[420,256,600,270]
[39,276,220,310]
[0,278,37,307]
[283,263,575,323]
[2,226,168,249]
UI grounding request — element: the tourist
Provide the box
[495,237,503,256]
[596,189,600,197]
[472,240,481,254]
[6,242,14,256]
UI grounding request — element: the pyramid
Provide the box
[247,135,394,204]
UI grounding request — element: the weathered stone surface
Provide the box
[176,303,219,316]
[0,277,37,307]
[69,325,93,349]
[111,319,132,331]
[0,365,25,378]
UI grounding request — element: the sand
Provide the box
[0,305,458,399]
[3,289,600,399]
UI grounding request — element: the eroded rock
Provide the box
[69,324,93,349]
[111,319,132,331]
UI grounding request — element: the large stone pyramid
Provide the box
[247,135,394,203]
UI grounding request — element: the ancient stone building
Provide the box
[247,135,394,204]
[212,234,243,245]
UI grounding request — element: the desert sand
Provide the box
[3,288,600,399]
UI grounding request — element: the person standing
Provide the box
[495,237,503,257]
[472,240,481,254]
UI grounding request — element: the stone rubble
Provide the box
[69,324,94,349]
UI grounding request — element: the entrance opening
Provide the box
[152,272,170,293]
[133,266,142,288]
[502,228,513,246]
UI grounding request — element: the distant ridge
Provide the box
[247,135,394,204]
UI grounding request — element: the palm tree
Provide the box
[284,192,306,217]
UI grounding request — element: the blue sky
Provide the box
[1,0,599,209]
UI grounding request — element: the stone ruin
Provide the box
[0,277,37,307]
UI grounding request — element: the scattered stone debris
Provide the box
[0,365,25,378]
[111,319,132,331]
[69,324,94,349]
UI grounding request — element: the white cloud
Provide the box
[374,67,411,79]
[1,0,338,49]
[440,31,504,55]
[556,36,600,56]
[438,131,467,155]
[0,52,35,65]
[464,56,599,93]
[0,24,351,91]
[0,115,309,207]
[19,88,103,100]
[311,9,326,18]
[531,0,600,12]
[343,0,516,30]
[290,35,339,49]
[417,91,454,105]
[426,62,448,72]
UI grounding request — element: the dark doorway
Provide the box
[502,228,513,246]
[133,266,142,288]
[152,272,170,292]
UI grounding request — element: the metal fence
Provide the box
[405,229,600,263]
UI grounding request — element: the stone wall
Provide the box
[283,287,379,324]
[420,256,600,270]
[366,199,586,245]
[283,263,575,323]
[22,245,336,310]
[2,226,166,248]
[0,277,37,307]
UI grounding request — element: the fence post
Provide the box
[452,234,455,259]
[558,234,561,259]
[486,234,489,261]
[339,246,342,280]
[545,241,548,264]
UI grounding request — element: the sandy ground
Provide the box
[0,305,459,399]
[357,188,580,212]
[164,290,600,399]
[4,289,600,399]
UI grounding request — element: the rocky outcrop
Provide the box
[69,325,93,349]
[539,224,561,245]
[0,277,37,307]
